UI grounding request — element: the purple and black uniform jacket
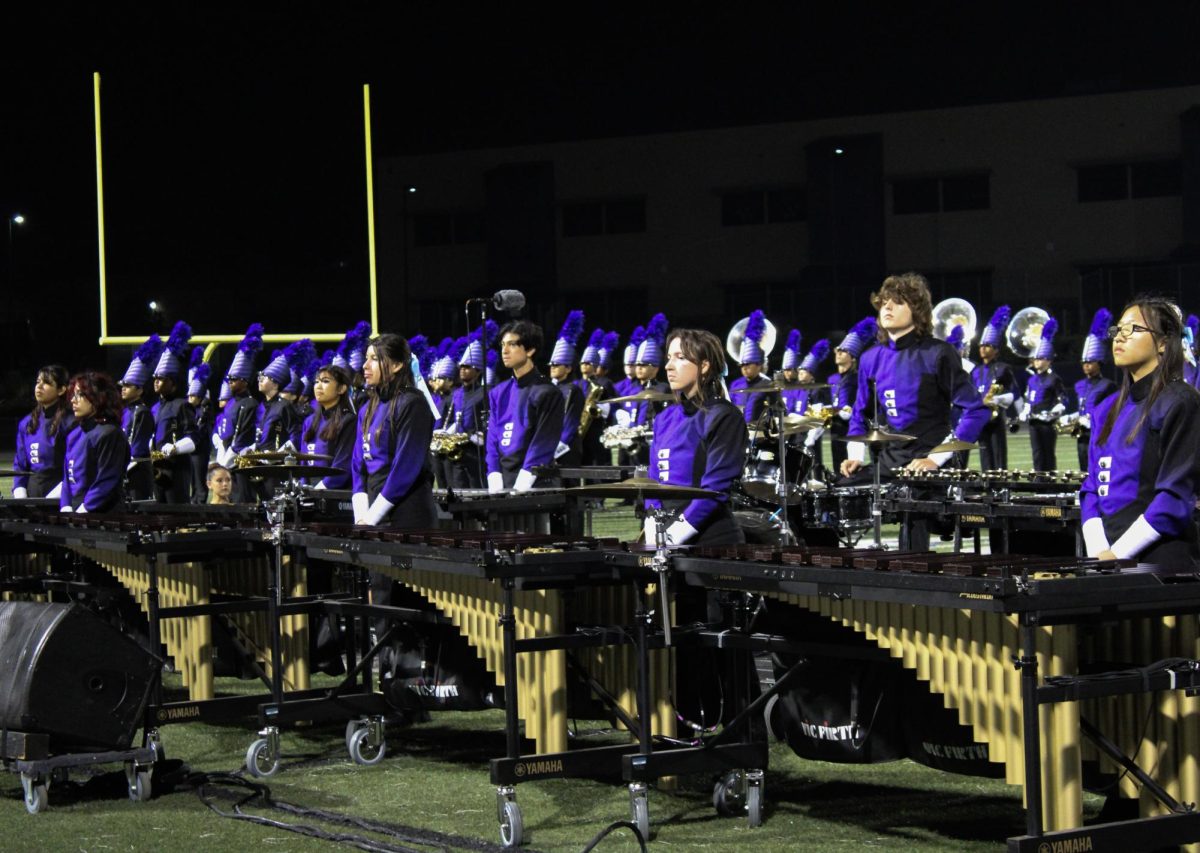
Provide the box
[729,374,774,426]
[352,388,435,511]
[151,397,198,453]
[828,370,856,436]
[848,332,989,464]
[487,369,564,478]
[219,394,259,453]
[256,395,299,450]
[61,418,130,512]
[629,380,670,426]
[16,408,74,495]
[444,383,486,436]
[645,397,747,532]
[122,402,154,459]
[302,407,354,489]
[1075,375,1117,426]
[1081,377,1200,562]
[780,384,829,416]
[554,379,585,448]
[431,392,447,430]
[1024,371,1068,417]
[970,361,1017,424]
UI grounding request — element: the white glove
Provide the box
[614,408,632,428]
[362,494,395,527]
[469,432,485,446]
[76,505,88,515]
[280,439,297,452]
[161,443,176,457]
[992,392,1014,408]
[848,441,867,463]
[513,469,537,492]
[487,471,504,494]
[126,460,138,472]
[838,406,852,422]
[351,492,370,523]
[212,433,226,455]
[314,480,327,490]
[1081,517,1110,558]
[1050,403,1066,417]
[803,427,825,448]
[219,446,237,468]
[46,483,62,499]
[173,436,196,455]
[60,505,73,513]
[554,441,571,459]
[642,516,658,545]
[1018,409,1029,423]
[12,487,27,499]
[1079,413,1091,431]
[664,517,699,546]
[596,402,612,418]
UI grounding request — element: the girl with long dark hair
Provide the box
[643,328,748,546]
[61,371,130,513]
[1081,296,1200,567]
[14,365,74,499]
[302,363,355,490]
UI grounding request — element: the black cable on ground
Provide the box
[578,820,648,853]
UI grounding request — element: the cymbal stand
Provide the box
[768,394,798,547]
[867,378,884,549]
[646,503,676,647]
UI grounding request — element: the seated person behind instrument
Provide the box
[61,371,130,514]
[486,321,565,492]
[207,463,233,505]
[302,362,355,490]
[1081,296,1200,568]
[14,365,73,499]
[644,329,748,547]
[838,273,989,549]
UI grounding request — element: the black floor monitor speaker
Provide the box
[0,602,161,752]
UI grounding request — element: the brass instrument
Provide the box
[1005,306,1051,359]
[932,297,977,346]
[1053,416,1084,437]
[983,381,1003,420]
[578,379,604,437]
[430,430,473,461]
[600,424,652,450]
[803,404,834,427]
[725,314,778,362]
[150,450,168,462]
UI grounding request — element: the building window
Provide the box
[561,198,646,237]
[1077,160,1182,202]
[720,187,806,226]
[413,210,486,247]
[892,174,989,215]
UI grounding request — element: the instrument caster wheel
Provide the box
[345,719,364,751]
[746,771,764,827]
[245,737,279,778]
[630,791,650,842]
[712,770,745,816]
[499,799,523,848]
[348,726,386,766]
[126,767,152,803]
[21,774,47,815]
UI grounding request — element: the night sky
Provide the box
[3,3,1200,382]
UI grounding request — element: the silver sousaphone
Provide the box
[932,297,977,346]
[1005,306,1051,359]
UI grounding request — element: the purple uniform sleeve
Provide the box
[380,394,434,504]
[1143,390,1200,536]
[560,384,583,446]
[682,403,748,529]
[523,384,565,471]
[14,417,30,491]
[324,415,355,489]
[1079,395,1114,524]
[943,348,989,443]
[83,425,131,511]
[485,384,503,474]
[351,406,368,494]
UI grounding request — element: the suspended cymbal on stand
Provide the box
[837,429,917,444]
[239,450,334,463]
[567,476,718,501]
[606,389,677,405]
[732,380,829,394]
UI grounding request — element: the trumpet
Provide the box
[430,430,473,461]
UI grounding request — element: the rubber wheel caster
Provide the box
[348,726,386,766]
[245,737,279,778]
[499,799,523,848]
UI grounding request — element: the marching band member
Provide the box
[206,463,233,505]
[729,310,774,427]
[945,326,973,468]
[14,365,73,499]
[838,273,989,550]
[256,341,312,452]
[301,360,355,490]
[1068,308,1118,469]
[352,333,438,527]
[61,371,130,514]
[578,328,616,464]
[1081,296,1200,567]
[186,350,214,503]
[627,314,672,466]
[1184,315,1199,388]
[1020,318,1068,471]
[487,320,565,492]
[346,321,373,410]
[644,329,748,546]
[829,317,875,472]
[971,306,1018,471]
[280,339,317,452]
[439,323,493,489]
[430,336,466,487]
[613,326,646,428]
[117,335,162,500]
[151,322,199,504]
[215,323,265,502]
[784,337,830,469]
[548,310,586,468]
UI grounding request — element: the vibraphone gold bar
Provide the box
[660,543,1200,851]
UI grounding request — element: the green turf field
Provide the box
[0,433,1092,849]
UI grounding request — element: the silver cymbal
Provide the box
[836,429,917,443]
[567,476,718,500]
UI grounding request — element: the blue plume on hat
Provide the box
[800,339,830,373]
[739,309,767,364]
[450,335,469,363]
[285,338,317,374]
[781,329,802,370]
[228,323,265,380]
[319,349,337,369]
[636,314,669,366]
[624,325,646,363]
[979,305,1011,347]
[122,334,164,386]
[154,321,193,377]
[188,362,212,399]
[947,324,965,347]
[432,336,459,380]
[348,321,372,372]
[188,345,204,370]
[600,331,621,365]
[1033,316,1058,360]
[581,328,604,364]
[486,348,498,384]
[837,316,877,358]
[1081,307,1112,363]
[551,309,586,365]
[1187,314,1199,339]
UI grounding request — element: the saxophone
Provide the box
[430,431,472,460]
[578,379,604,437]
[983,382,1003,419]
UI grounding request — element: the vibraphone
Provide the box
[641,542,1200,851]
[432,487,576,534]
[286,524,677,846]
[0,506,309,710]
[883,469,1085,553]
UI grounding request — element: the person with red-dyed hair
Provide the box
[60,371,130,514]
